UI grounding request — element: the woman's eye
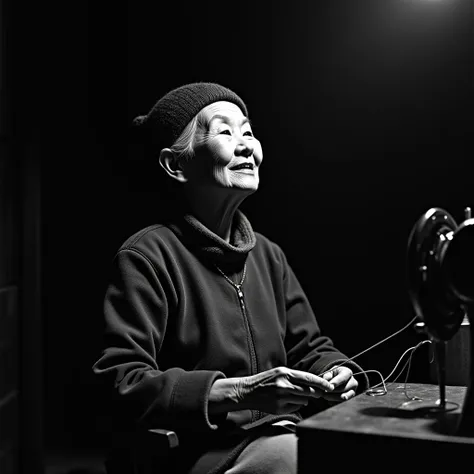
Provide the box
[243,131,253,137]
[219,129,231,135]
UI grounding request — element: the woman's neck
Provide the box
[184,187,247,243]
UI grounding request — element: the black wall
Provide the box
[39,0,473,452]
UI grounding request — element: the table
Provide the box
[297,383,474,472]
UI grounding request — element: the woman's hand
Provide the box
[209,366,335,416]
[319,366,358,402]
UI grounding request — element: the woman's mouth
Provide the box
[230,163,254,171]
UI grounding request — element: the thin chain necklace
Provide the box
[214,263,247,292]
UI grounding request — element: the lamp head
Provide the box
[407,207,473,341]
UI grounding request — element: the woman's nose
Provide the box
[236,139,254,157]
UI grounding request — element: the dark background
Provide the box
[32,0,473,455]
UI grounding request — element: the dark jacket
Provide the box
[93,210,367,473]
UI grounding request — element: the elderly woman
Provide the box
[93,82,368,474]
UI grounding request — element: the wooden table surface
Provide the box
[297,383,474,472]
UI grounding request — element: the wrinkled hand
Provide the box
[209,366,335,416]
[319,366,358,403]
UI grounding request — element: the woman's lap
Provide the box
[223,432,297,474]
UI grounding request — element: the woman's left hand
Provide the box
[319,366,358,403]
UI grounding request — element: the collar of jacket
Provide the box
[167,209,257,266]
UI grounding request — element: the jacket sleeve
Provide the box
[279,247,369,392]
[92,247,226,433]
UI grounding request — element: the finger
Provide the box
[261,375,326,399]
[341,390,356,401]
[286,383,324,399]
[325,369,352,389]
[272,380,324,400]
[330,378,358,395]
[331,377,358,394]
[322,371,333,381]
[322,389,356,403]
[287,370,335,392]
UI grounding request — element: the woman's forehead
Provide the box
[200,101,247,124]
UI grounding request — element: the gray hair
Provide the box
[168,111,207,162]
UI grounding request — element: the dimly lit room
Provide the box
[1,0,473,473]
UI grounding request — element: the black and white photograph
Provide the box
[1,0,473,473]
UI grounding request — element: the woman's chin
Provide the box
[233,184,259,194]
[230,177,259,192]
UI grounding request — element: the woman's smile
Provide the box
[231,167,255,175]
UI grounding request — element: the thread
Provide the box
[318,315,418,380]
[349,340,429,396]
[317,315,444,400]
[352,369,387,396]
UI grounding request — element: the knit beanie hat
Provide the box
[132,82,248,151]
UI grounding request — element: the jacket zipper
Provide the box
[235,283,262,422]
[215,263,262,422]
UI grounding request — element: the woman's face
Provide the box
[183,101,263,193]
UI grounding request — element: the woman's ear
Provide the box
[158,149,188,183]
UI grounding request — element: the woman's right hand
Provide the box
[208,366,335,416]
